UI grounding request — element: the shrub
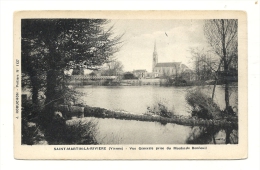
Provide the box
[21,100,45,144]
[44,117,99,145]
[22,118,37,144]
[185,88,221,119]
[147,100,174,118]
[64,119,99,144]
[186,126,218,144]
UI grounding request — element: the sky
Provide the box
[107,19,209,72]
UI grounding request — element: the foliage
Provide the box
[71,65,84,75]
[123,72,138,79]
[186,126,238,144]
[45,117,99,145]
[147,100,174,118]
[204,19,238,62]
[101,60,124,76]
[22,19,123,71]
[21,45,46,105]
[22,115,36,145]
[185,87,238,144]
[185,88,221,119]
[54,80,84,105]
[189,47,216,81]
[186,126,218,144]
[22,118,46,145]
[160,74,174,86]
[22,19,123,122]
[21,100,45,144]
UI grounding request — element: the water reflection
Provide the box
[72,117,238,144]
[77,86,190,116]
[75,85,238,144]
[77,85,237,116]
[79,117,190,144]
[186,126,238,144]
[186,126,220,144]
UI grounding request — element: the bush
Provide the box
[185,88,221,119]
[64,119,99,144]
[186,126,218,144]
[21,100,45,144]
[22,118,38,144]
[147,100,174,118]
[22,99,44,121]
[45,117,99,145]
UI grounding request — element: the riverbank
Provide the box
[68,76,238,87]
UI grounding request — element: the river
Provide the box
[75,85,238,144]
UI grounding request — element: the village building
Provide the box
[133,69,147,79]
[152,41,194,81]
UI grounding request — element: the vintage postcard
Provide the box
[14,11,247,159]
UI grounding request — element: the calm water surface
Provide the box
[75,85,237,144]
[78,117,191,144]
[77,85,238,115]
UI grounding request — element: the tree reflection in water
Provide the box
[186,125,238,144]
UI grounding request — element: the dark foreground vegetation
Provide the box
[22,100,99,145]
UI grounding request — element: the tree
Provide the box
[190,48,215,81]
[101,60,124,76]
[123,72,137,79]
[22,33,47,107]
[189,47,225,100]
[204,19,238,110]
[72,65,84,75]
[173,63,188,84]
[22,19,123,122]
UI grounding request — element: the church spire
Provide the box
[152,40,158,72]
[154,40,157,53]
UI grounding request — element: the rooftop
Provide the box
[133,69,147,72]
[155,62,181,67]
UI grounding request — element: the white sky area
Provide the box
[106,19,210,72]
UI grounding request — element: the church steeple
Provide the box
[152,41,158,71]
[154,40,157,53]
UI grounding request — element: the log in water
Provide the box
[82,105,238,129]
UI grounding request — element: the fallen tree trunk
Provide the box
[83,105,238,129]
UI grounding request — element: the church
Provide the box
[152,42,192,80]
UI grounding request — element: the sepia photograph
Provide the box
[14,11,247,159]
